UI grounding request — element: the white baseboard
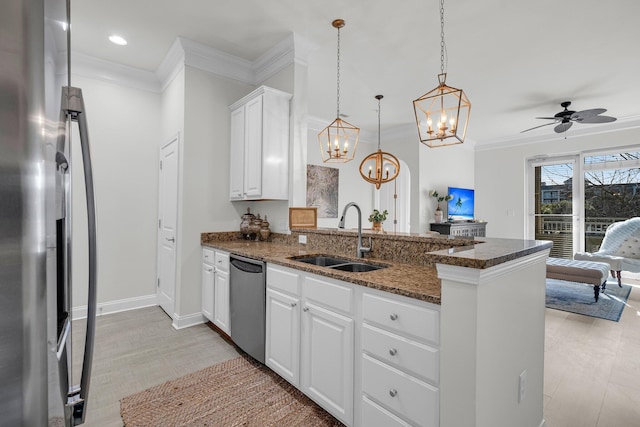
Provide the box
[72,294,158,320]
[171,312,207,330]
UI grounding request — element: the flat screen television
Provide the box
[447,187,475,221]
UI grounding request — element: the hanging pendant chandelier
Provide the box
[413,0,471,147]
[359,95,400,189]
[318,19,360,163]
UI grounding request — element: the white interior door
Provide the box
[157,136,179,317]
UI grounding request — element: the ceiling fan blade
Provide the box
[577,115,617,124]
[571,108,606,120]
[520,122,555,133]
[535,117,559,120]
[555,121,573,133]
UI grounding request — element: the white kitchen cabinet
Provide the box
[212,250,230,335]
[266,288,300,386]
[301,301,354,425]
[201,248,230,334]
[266,265,354,426]
[229,86,291,201]
[361,290,440,427]
[201,249,215,322]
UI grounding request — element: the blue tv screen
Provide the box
[447,187,474,221]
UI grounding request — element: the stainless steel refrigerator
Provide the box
[0,0,98,425]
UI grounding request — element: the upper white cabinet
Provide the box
[229,86,292,201]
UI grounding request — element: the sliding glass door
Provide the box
[528,148,640,259]
[529,157,578,259]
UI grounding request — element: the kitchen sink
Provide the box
[290,255,387,272]
[292,256,352,266]
[330,262,385,272]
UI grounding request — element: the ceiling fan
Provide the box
[521,101,617,134]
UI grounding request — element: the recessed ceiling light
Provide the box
[108,35,127,46]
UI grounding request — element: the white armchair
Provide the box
[574,217,640,286]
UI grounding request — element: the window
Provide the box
[528,147,640,258]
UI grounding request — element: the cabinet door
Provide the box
[229,106,245,200]
[301,302,354,426]
[202,263,214,322]
[213,269,230,335]
[243,95,263,198]
[265,288,300,386]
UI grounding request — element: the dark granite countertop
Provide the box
[201,231,551,305]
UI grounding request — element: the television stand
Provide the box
[430,221,487,237]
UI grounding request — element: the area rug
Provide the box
[546,278,632,321]
[120,355,344,427]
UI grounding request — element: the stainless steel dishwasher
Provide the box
[229,254,266,363]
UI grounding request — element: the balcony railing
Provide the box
[535,216,627,258]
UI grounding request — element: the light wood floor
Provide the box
[71,308,241,426]
[74,281,640,427]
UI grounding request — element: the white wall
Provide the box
[475,127,640,239]
[305,126,375,230]
[71,74,161,312]
[176,66,253,318]
[385,130,421,233]
[419,142,475,233]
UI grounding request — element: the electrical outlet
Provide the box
[278,220,286,231]
[518,370,527,403]
[299,235,307,244]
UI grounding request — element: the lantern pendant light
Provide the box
[318,19,360,163]
[413,0,471,147]
[359,95,400,189]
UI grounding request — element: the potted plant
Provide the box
[429,190,453,223]
[368,209,388,232]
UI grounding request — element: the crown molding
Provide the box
[179,37,254,84]
[156,38,186,91]
[70,51,161,93]
[70,33,310,96]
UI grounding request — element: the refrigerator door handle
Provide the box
[62,86,98,426]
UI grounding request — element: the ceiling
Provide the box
[70,0,640,146]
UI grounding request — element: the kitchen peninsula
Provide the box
[201,228,551,427]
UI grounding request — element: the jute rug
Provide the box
[546,278,632,321]
[120,355,344,426]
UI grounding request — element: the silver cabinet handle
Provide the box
[291,303,297,307]
[206,267,213,273]
[389,389,398,397]
[166,237,175,242]
[389,348,398,356]
[390,313,398,321]
[303,307,309,312]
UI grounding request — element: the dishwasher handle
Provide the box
[231,258,264,274]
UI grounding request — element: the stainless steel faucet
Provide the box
[338,202,372,258]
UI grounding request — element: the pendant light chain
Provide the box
[440,0,446,75]
[336,25,341,118]
[377,96,381,150]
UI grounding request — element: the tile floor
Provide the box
[74,278,640,427]
[543,275,640,427]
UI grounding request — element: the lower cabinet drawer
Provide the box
[362,323,439,384]
[362,396,412,427]
[362,293,439,345]
[362,354,438,427]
